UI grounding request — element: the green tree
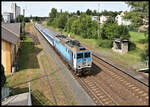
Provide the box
[90,20,98,39]
[1,64,6,87]
[24,17,30,22]
[71,19,80,35]
[123,1,149,29]
[79,13,88,38]
[48,8,58,24]
[57,12,68,29]
[92,10,97,16]
[65,16,77,32]
[16,15,24,22]
[86,9,92,15]
[101,23,130,40]
[76,10,80,16]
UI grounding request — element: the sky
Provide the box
[1,1,131,17]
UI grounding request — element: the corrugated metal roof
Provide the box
[2,23,20,44]
[115,39,121,43]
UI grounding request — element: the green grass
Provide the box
[71,33,99,48]
[17,36,34,69]
[129,31,146,42]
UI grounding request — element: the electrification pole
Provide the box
[98,3,100,39]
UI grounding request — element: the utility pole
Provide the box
[98,3,100,39]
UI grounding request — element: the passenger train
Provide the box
[34,23,92,76]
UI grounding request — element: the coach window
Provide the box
[77,53,83,59]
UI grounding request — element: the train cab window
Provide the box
[85,52,90,58]
[77,53,83,59]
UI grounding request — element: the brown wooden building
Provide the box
[2,23,20,75]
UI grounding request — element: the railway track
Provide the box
[34,24,149,105]
[74,75,119,105]
[92,55,149,105]
[93,54,149,87]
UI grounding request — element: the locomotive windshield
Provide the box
[85,52,90,58]
[77,53,83,59]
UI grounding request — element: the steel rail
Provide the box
[92,54,149,87]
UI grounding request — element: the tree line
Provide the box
[47,8,131,49]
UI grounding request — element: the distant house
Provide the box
[100,15,110,24]
[92,16,98,21]
[115,12,131,26]
[3,12,14,23]
[2,23,21,75]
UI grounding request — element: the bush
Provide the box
[140,45,148,61]
[98,39,113,48]
[138,38,148,44]
[101,23,130,40]
[20,33,25,40]
[128,42,136,51]
[1,64,6,87]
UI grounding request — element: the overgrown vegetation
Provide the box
[123,1,149,61]
[140,44,149,61]
[98,40,113,48]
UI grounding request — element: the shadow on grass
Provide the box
[17,41,42,70]
[10,86,29,96]
[10,87,52,105]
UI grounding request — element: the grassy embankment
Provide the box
[4,27,52,105]
[5,23,77,105]
[43,21,148,70]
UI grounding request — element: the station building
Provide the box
[2,23,21,75]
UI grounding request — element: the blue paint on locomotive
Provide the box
[55,40,73,64]
[41,29,74,66]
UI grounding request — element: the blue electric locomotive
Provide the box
[34,23,92,75]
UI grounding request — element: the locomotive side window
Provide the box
[85,52,90,58]
[77,53,83,59]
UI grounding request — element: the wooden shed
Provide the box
[112,39,129,54]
